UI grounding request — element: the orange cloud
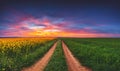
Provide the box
[2,15,120,37]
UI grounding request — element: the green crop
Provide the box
[63,38,120,71]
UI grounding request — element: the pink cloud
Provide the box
[1,8,120,37]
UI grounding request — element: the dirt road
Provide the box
[22,41,58,71]
[62,41,91,71]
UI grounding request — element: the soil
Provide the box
[22,42,58,71]
[22,41,92,71]
[62,41,92,71]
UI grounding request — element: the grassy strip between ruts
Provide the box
[0,39,56,71]
[44,40,68,71]
[63,38,120,71]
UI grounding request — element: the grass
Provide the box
[0,38,56,71]
[1,38,119,71]
[44,40,68,71]
[62,38,120,71]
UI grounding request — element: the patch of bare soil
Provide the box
[62,41,92,71]
[22,42,58,71]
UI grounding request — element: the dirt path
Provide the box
[62,41,91,71]
[22,41,58,71]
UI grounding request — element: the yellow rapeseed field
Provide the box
[0,37,55,71]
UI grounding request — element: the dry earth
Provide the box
[62,41,92,71]
[22,42,58,71]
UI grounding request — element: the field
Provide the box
[63,38,120,71]
[0,38,55,71]
[0,38,120,71]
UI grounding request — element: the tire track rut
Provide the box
[62,41,91,71]
[22,41,58,71]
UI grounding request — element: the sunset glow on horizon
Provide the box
[0,0,120,38]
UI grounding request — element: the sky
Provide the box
[0,0,120,37]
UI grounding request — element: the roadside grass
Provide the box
[44,40,68,71]
[63,38,120,71]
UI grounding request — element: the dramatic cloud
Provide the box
[0,0,120,37]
